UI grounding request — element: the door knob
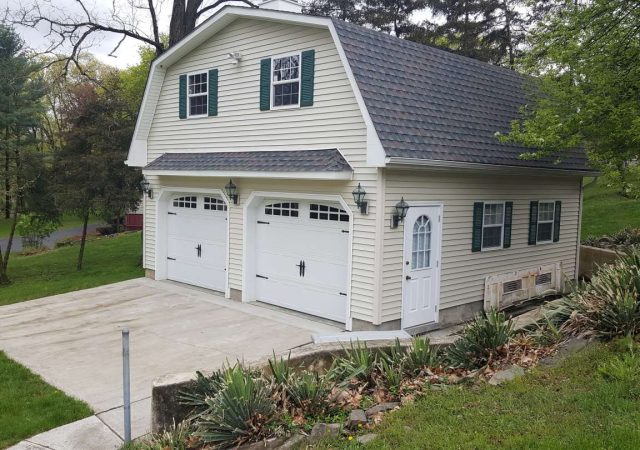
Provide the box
[405,275,412,280]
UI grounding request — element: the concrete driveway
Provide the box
[0,278,340,444]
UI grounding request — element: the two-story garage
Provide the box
[126,2,596,333]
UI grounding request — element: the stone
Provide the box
[357,433,378,444]
[365,402,400,417]
[347,409,368,428]
[539,337,590,368]
[488,365,525,386]
[277,434,306,449]
[309,423,341,443]
[237,437,288,450]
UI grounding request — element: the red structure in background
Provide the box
[125,214,143,231]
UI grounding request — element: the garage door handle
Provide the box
[296,260,303,277]
[195,244,202,258]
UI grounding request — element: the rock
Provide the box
[237,437,288,449]
[539,337,590,368]
[347,409,367,428]
[277,434,307,449]
[365,402,400,417]
[357,433,378,444]
[488,365,525,386]
[309,423,341,443]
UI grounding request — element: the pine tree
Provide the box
[304,0,367,24]
[364,0,429,37]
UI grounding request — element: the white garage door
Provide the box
[255,200,349,323]
[167,194,227,291]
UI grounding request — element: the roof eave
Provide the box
[385,157,600,177]
[142,169,354,180]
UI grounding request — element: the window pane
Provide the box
[189,95,207,115]
[482,226,502,248]
[538,202,555,222]
[537,222,553,242]
[483,203,504,226]
[411,215,432,269]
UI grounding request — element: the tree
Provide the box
[499,0,640,192]
[364,0,429,38]
[0,26,49,284]
[11,0,258,70]
[305,0,367,24]
[484,0,527,68]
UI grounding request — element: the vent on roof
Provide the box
[485,264,563,311]
[503,279,522,293]
[535,272,552,286]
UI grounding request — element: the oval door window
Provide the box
[411,215,432,269]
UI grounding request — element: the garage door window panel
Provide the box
[265,202,299,217]
[310,204,349,222]
[173,196,197,208]
[204,196,227,211]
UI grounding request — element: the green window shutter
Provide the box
[208,69,218,117]
[259,58,271,111]
[179,74,187,119]
[553,201,562,242]
[472,202,484,252]
[300,49,315,107]
[528,201,539,245]
[503,201,513,248]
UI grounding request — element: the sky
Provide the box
[2,0,433,69]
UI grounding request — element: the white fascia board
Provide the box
[142,169,353,180]
[386,157,600,177]
[126,139,148,167]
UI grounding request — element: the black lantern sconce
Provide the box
[225,179,239,205]
[391,197,409,228]
[352,183,368,214]
[140,177,153,199]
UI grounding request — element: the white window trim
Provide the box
[536,200,556,244]
[186,70,208,118]
[270,51,302,110]
[481,201,506,251]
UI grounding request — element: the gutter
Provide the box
[385,157,600,177]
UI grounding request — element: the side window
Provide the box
[536,201,555,243]
[271,54,300,108]
[204,197,227,212]
[173,196,197,208]
[310,204,349,222]
[482,202,504,249]
[188,72,208,116]
[265,202,299,217]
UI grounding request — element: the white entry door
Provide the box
[254,200,349,323]
[402,205,442,328]
[167,194,227,291]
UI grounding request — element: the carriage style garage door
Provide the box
[254,200,349,323]
[166,194,227,291]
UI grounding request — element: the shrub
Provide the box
[446,310,515,369]
[193,364,275,447]
[16,214,58,249]
[286,371,335,416]
[330,340,378,386]
[121,421,193,450]
[404,337,441,375]
[559,249,640,338]
[268,351,292,385]
[179,370,226,414]
[583,227,640,250]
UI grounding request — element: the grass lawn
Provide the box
[0,213,102,239]
[0,231,144,306]
[582,177,640,238]
[0,351,92,449]
[325,342,640,450]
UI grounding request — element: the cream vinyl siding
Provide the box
[143,19,378,322]
[381,171,582,323]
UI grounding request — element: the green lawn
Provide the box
[0,213,102,239]
[582,177,640,238]
[0,351,92,449]
[326,342,640,450]
[0,231,144,306]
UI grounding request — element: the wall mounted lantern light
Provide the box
[140,177,153,199]
[352,183,368,214]
[225,179,239,205]
[391,197,409,228]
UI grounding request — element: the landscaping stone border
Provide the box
[579,245,619,279]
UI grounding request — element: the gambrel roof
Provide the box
[128,6,593,175]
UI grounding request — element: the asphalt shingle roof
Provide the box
[332,19,590,172]
[144,149,353,172]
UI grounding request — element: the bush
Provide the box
[16,214,58,249]
[404,337,441,375]
[583,227,640,249]
[286,371,335,417]
[330,340,378,387]
[121,421,193,450]
[193,364,275,447]
[559,249,640,338]
[446,310,515,369]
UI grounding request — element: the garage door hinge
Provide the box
[256,274,269,279]
[167,257,176,260]
[339,292,347,296]
[168,212,177,215]
[257,220,270,225]
[341,230,349,234]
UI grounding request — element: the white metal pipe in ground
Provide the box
[122,328,132,443]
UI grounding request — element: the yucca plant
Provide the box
[380,338,408,368]
[268,351,292,385]
[124,421,194,450]
[404,337,441,375]
[330,340,378,386]
[286,371,335,416]
[446,309,515,369]
[194,364,275,447]
[178,370,226,414]
[379,358,403,396]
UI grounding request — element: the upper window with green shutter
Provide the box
[271,53,301,109]
[186,71,208,117]
[534,200,561,244]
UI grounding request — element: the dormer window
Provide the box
[188,72,208,116]
[271,54,300,108]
